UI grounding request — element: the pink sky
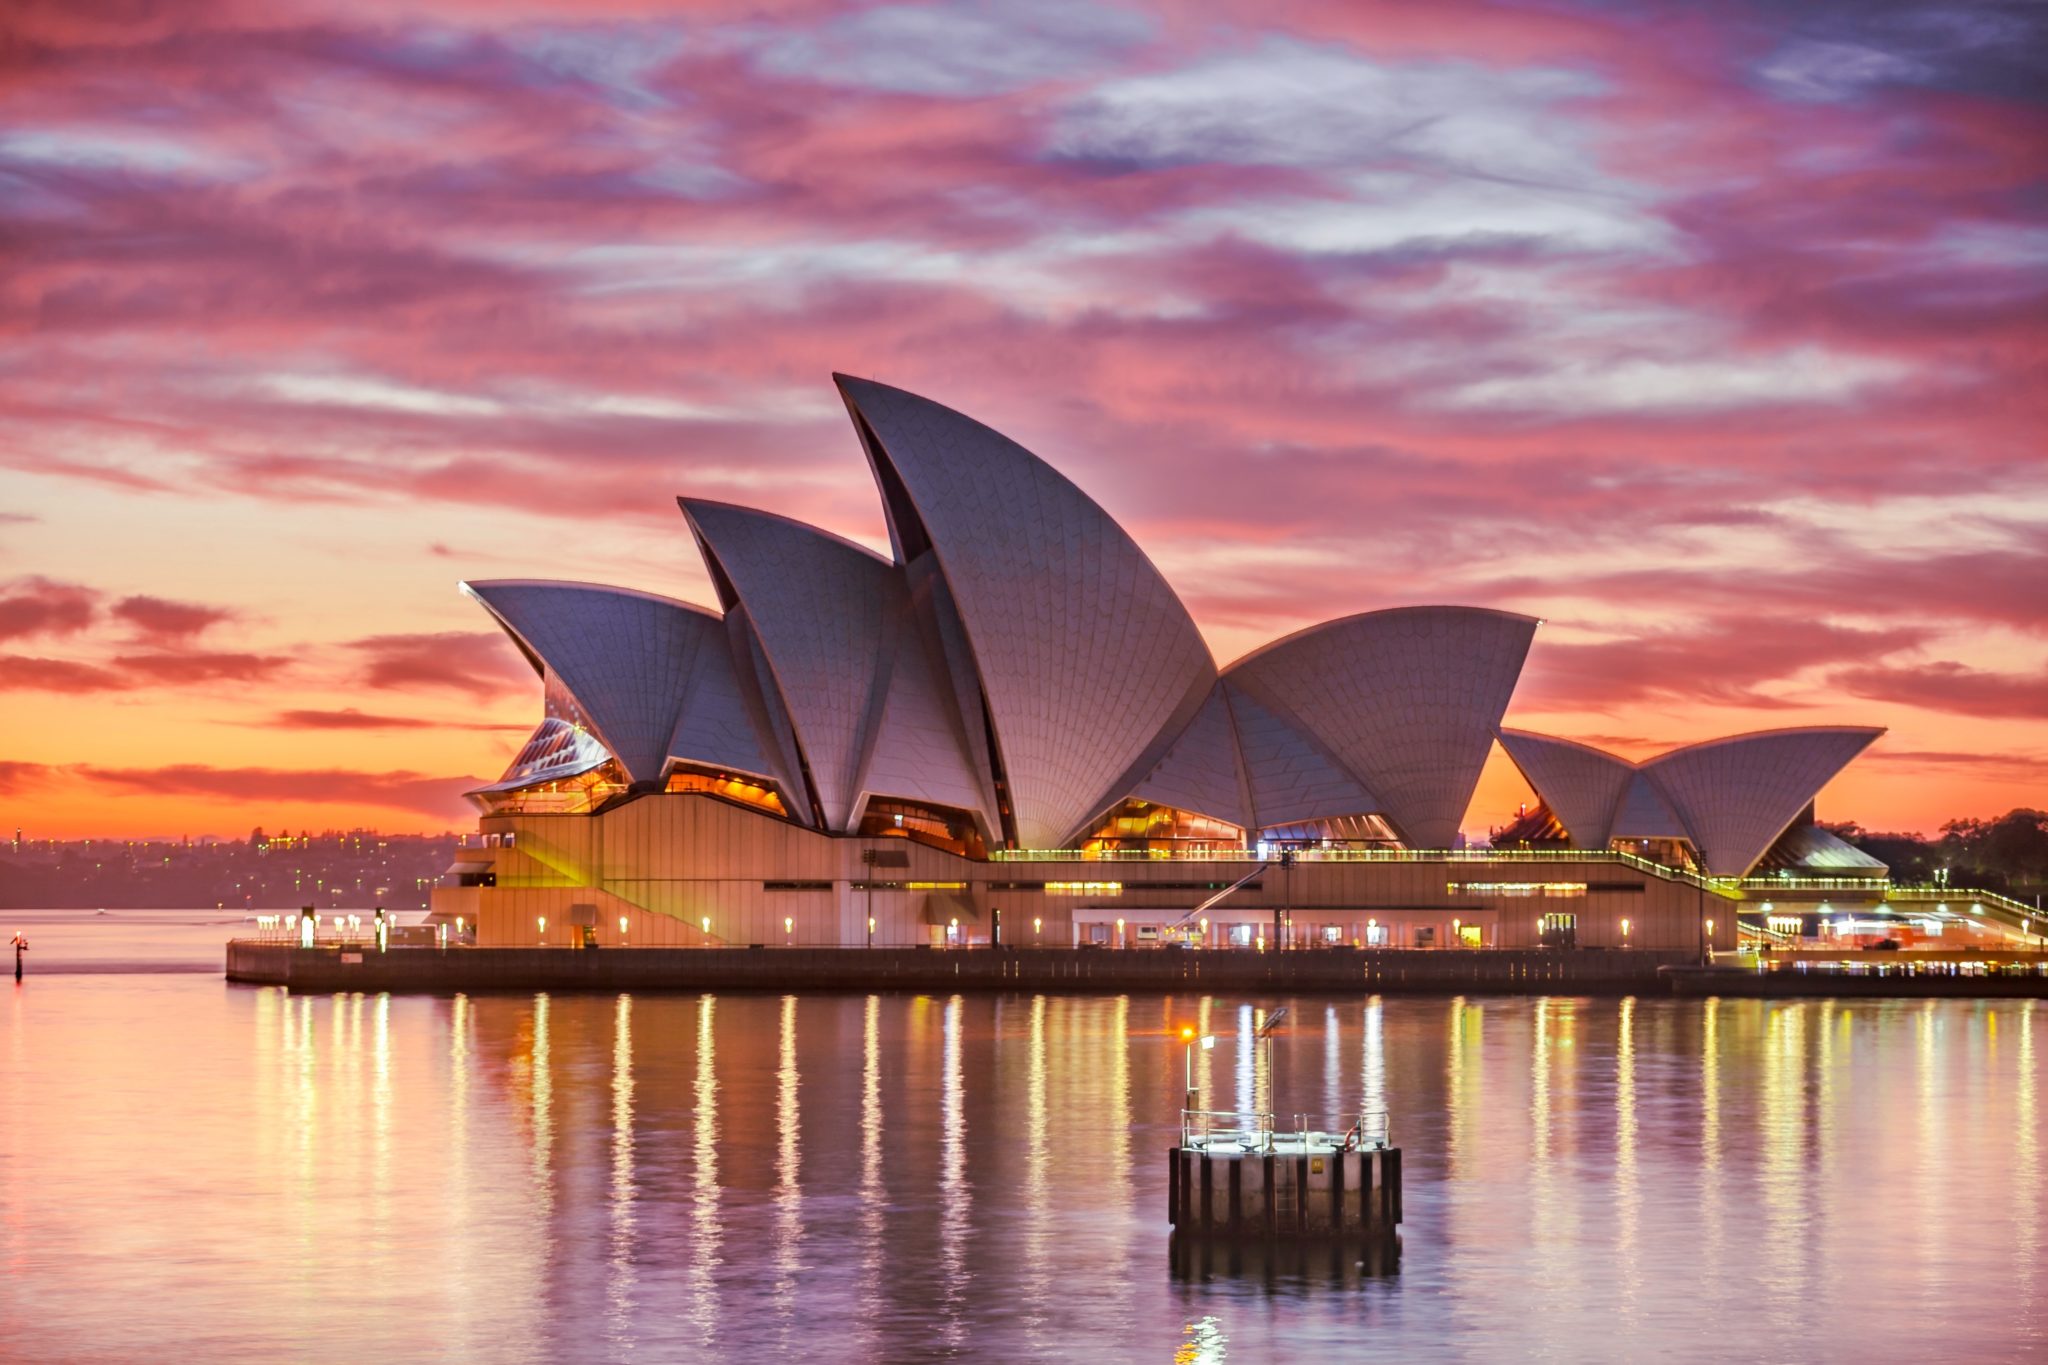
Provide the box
[2,0,2043,840]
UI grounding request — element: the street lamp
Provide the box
[619,915,629,942]
[701,915,711,942]
[1033,915,1042,940]
[1620,917,1631,946]
[867,915,876,948]
[1116,916,1125,948]
[784,915,794,944]
[538,915,547,944]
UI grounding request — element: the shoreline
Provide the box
[227,942,1695,996]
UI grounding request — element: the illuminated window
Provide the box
[1452,882,1587,898]
[1255,813,1401,848]
[1046,881,1123,897]
[475,759,629,815]
[856,798,986,859]
[1081,799,1244,854]
[666,768,789,817]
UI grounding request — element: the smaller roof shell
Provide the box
[1226,606,1537,848]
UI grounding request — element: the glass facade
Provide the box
[1080,799,1244,853]
[475,758,629,815]
[665,768,790,817]
[855,798,988,859]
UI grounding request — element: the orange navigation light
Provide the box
[1180,1026,1196,1041]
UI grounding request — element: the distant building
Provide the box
[434,376,1885,952]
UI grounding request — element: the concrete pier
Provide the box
[1167,1142,1401,1241]
[226,942,1695,995]
[1665,959,2048,998]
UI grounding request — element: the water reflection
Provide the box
[6,987,2046,1361]
[688,994,719,1349]
[607,993,635,1346]
[773,994,801,1342]
[938,993,968,1349]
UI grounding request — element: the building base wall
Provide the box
[433,792,1738,953]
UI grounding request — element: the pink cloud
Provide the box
[349,631,532,698]
[0,577,98,641]
[109,593,236,641]
[0,654,131,691]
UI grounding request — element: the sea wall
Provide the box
[225,942,1694,994]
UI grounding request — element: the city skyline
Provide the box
[4,0,2043,839]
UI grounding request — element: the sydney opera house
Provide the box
[432,376,1889,953]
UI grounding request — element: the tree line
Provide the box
[1827,808,2048,899]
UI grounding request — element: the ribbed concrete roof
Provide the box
[682,500,895,830]
[838,375,1217,848]
[681,498,990,834]
[1497,725,1884,875]
[464,579,788,795]
[1227,606,1536,848]
[1128,683,1251,830]
[1497,728,1634,848]
[463,580,720,785]
[1643,727,1883,877]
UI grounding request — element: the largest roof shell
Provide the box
[836,375,1218,849]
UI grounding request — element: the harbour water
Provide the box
[2,910,2043,1361]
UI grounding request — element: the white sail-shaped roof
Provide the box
[682,498,990,834]
[837,375,1217,849]
[664,627,786,790]
[857,613,997,829]
[1497,728,1634,848]
[1610,771,1689,841]
[1128,684,1251,830]
[682,500,896,830]
[1643,727,1883,876]
[1225,606,1536,849]
[1224,682,1380,830]
[464,580,730,785]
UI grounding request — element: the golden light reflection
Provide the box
[688,994,720,1348]
[1446,997,1479,1178]
[1323,1004,1341,1119]
[938,994,968,1349]
[856,995,883,1350]
[1362,996,1385,1124]
[449,993,475,1355]
[1759,1003,1809,1333]
[608,993,635,1344]
[1023,994,1051,1346]
[529,993,554,1218]
[1699,999,1722,1274]
[1615,996,1639,1312]
[2018,1006,2039,1268]
[773,994,801,1335]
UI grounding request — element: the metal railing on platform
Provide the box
[1181,1108,1394,1153]
[991,846,1739,895]
[1181,1109,1276,1153]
